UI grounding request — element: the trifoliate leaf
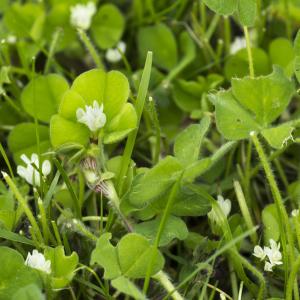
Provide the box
[44,246,78,289]
[174,116,210,166]
[134,215,188,246]
[21,74,69,123]
[90,233,121,279]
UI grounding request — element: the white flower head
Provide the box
[253,239,282,272]
[17,153,51,186]
[253,245,266,260]
[76,100,106,132]
[292,209,299,217]
[105,41,126,63]
[208,195,231,223]
[264,261,274,272]
[70,1,96,30]
[25,250,51,274]
[265,239,282,266]
[230,36,247,54]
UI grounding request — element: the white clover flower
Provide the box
[292,209,299,217]
[17,153,51,186]
[208,195,231,223]
[264,261,274,272]
[253,245,266,260]
[25,250,51,274]
[70,1,96,30]
[76,100,107,132]
[230,36,247,54]
[105,41,126,63]
[253,239,282,272]
[265,239,282,266]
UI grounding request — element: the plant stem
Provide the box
[243,26,254,78]
[286,256,300,300]
[233,180,257,244]
[44,28,62,74]
[250,132,296,294]
[77,29,104,69]
[224,17,231,56]
[236,253,265,300]
[2,172,43,244]
[117,52,152,195]
[51,220,62,246]
[153,271,184,300]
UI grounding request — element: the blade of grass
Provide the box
[2,171,43,243]
[44,27,62,74]
[0,228,35,246]
[0,142,14,178]
[117,51,153,195]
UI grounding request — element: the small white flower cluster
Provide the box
[105,41,126,63]
[76,100,107,132]
[17,153,51,186]
[291,209,299,217]
[208,195,231,222]
[70,1,96,30]
[25,250,51,274]
[253,239,282,272]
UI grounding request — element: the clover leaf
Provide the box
[214,66,295,148]
[8,123,51,164]
[12,284,44,300]
[203,0,256,26]
[21,74,69,123]
[133,215,188,247]
[138,23,178,71]
[3,3,45,40]
[91,4,125,49]
[90,233,164,279]
[0,247,41,300]
[50,69,137,148]
[44,246,78,289]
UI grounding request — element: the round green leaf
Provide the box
[8,123,50,164]
[117,233,164,278]
[104,103,137,144]
[203,0,237,15]
[225,48,270,80]
[237,0,256,27]
[231,66,295,126]
[138,23,178,71]
[262,204,280,242]
[173,79,204,112]
[12,284,44,300]
[134,215,188,247]
[269,38,295,68]
[214,90,261,140]
[3,3,45,40]
[91,4,125,49]
[0,247,41,300]
[50,115,89,148]
[21,74,69,122]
